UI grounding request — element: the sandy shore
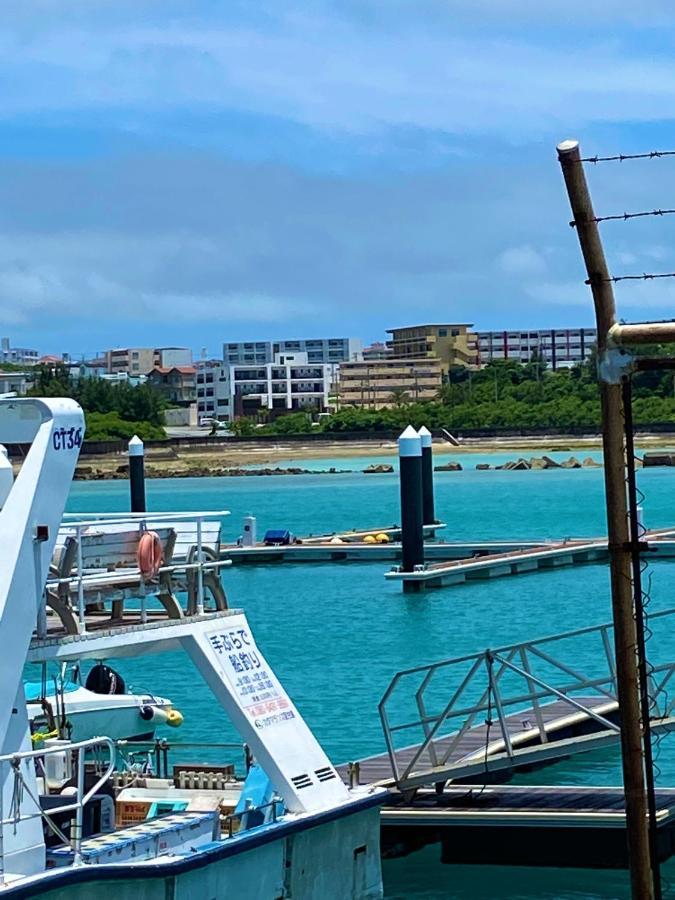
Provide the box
[68,432,675,478]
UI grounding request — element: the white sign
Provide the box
[205,623,297,731]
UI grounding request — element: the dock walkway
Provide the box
[380,784,675,867]
[386,527,675,590]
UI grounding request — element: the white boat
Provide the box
[25,665,183,744]
[0,398,384,898]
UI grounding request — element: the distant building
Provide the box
[338,358,443,409]
[104,346,192,375]
[197,353,333,422]
[146,366,197,405]
[476,328,597,370]
[196,360,232,422]
[0,370,30,395]
[1,338,39,367]
[386,324,477,374]
[223,337,362,368]
[362,342,392,361]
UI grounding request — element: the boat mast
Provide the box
[557,139,656,900]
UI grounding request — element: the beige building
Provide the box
[338,359,442,409]
[105,346,192,375]
[386,324,477,373]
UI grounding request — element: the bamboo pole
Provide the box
[557,139,654,900]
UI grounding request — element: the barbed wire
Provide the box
[587,272,675,285]
[581,150,675,163]
[571,208,675,228]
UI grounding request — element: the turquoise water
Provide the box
[64,458,675,898]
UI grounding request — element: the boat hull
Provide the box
[6,799,383,899]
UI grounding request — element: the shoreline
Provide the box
[62,433,675,480]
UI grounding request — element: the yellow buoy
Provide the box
[363,534,377,544]
[375,533,390,543]
[166,708,184,728]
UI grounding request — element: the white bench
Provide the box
[48,521,227,634]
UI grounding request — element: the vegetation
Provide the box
[27,364,167,441]
[253,351,675,434]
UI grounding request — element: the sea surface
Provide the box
[63,451,675,899]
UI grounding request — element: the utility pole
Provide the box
[557,139,655,900]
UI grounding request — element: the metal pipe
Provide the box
[611,322,675,346]
[196,516,205,615]
[622,375,662,900]
[558,137,655,900]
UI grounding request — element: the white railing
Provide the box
[0,736,116,880]
[39,511,231,637]
[378,607,675,788]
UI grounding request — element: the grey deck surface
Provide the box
[384,784,675,819]
[339,695,617,787]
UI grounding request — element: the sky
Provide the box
[4,1,675,357]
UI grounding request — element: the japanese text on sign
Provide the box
[207,625,296,731]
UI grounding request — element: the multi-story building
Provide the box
[104,346,192,375]
[197,353,333,421]
[232,352,332,419]
[362,341,392,361]
[385,324,477,374]
[476,328,597,370]
[338,358,443,409]
[146,366,197,404]
[223,337,362,367]
[1,338,39,366]
[196,360,232,422]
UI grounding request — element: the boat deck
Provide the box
[28,608,238,662]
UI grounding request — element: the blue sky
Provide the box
[4,0,675,357]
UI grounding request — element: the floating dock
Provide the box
[379,785,675,868]
[337,609,675,869]
[385,527,675,590]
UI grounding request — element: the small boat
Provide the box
[25,662,183,744]
[0,397,384,899]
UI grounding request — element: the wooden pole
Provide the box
[557,139,655,900]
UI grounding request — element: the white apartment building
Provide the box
[476,328,597,370]
[196,360,232,422]
[197,353,332,422]
[223,337,362,367]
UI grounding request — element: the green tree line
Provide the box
[28,365,166,441]
[245,351,675,435]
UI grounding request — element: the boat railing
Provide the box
[0,736,116,880]
[378,607,675,788]
[115,737,251,781]
[223,798,283,837]
[38,511,232,637]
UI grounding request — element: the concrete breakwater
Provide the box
[435,455,610,472]
[73,464,354,480]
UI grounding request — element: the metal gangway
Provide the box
[344,608,675,791]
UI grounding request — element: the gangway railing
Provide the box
[378,607,675,788]
[0,736,115,881]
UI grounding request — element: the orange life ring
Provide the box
[137,530,163,579]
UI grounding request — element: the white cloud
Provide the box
[1,10,675,138]
[498,245,547,277]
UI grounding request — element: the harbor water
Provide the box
[65,454,675,899]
